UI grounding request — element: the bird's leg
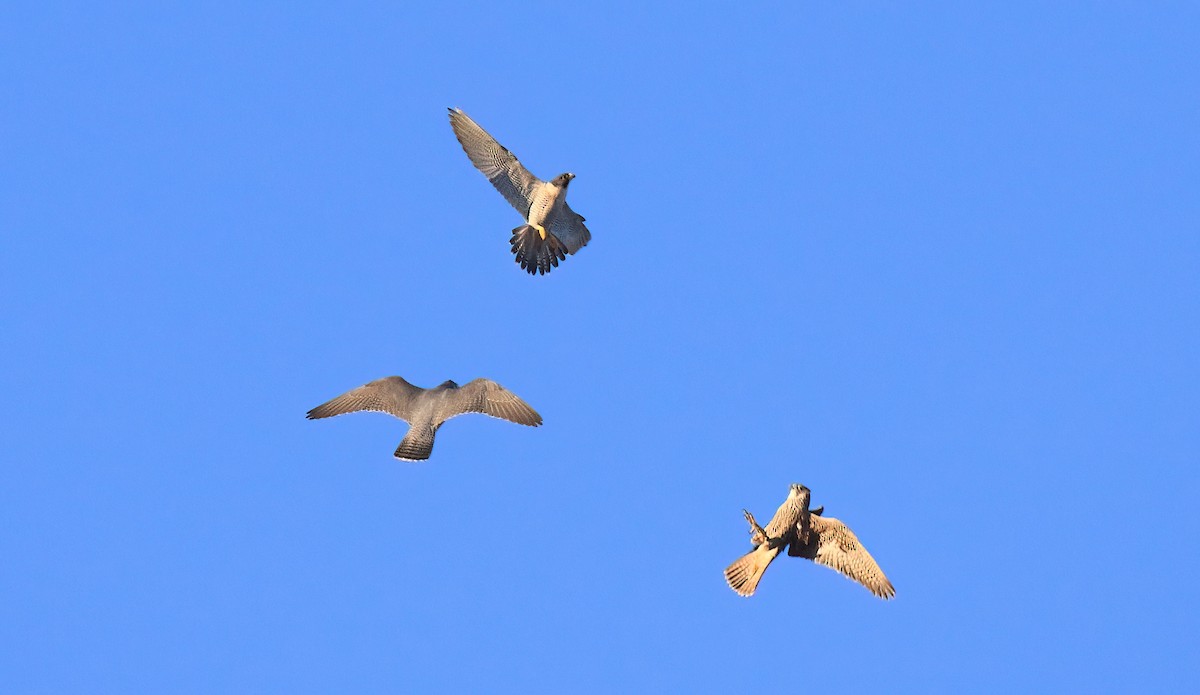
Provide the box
[532,223,547,240]
[743,509,769,546]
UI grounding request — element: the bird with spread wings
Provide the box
[724,483,895,599]
[448,107,591,275]
[307,376,541,461]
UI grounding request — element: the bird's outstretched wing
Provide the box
[808,515,896,599]
[549,203,591,254]
[449,108,540,216]
[438,378,542,427]
[306,376,422,422]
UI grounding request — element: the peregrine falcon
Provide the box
[448,107,591,275]
[306,376,542,461]
[724,484,895,599]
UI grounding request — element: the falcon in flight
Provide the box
[724,484,895,599]
[448,107,591,275]
[306,376,542,461]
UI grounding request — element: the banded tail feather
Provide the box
[511,225,567,275]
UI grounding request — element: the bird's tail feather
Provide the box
[724,547,777,597]
[511,225,567,276]
[394,426,436,461]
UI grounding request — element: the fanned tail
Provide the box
[511,225,567,276]
[393,425,436,461]
[724,546,777,597]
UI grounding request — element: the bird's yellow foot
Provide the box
[533,224,546,240]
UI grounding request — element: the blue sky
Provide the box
[2,2,1198,692]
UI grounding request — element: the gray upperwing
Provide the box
[306,376,424,422]
[434,378,542,427]
[449,108,541,217]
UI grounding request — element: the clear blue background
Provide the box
[3,3,1197,692]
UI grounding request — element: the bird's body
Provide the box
[723,485,810,597]
[525,178,571,237]
[448,108,591,275]
[724,484,895,599]
[307,376,542,461]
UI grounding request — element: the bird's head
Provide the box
[551,172,575,187]
[788,483,812,506]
